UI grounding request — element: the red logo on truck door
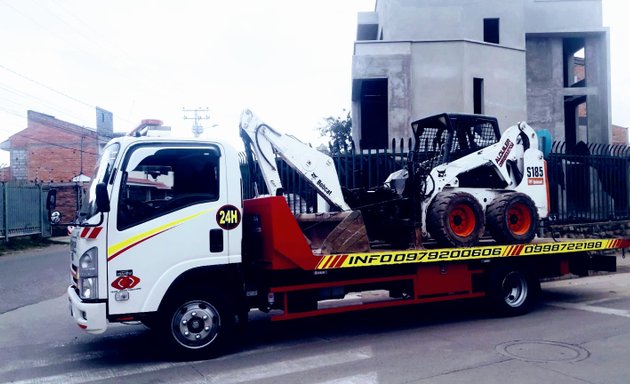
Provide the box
[216,205,241,230]
[111,270,141,290]
[111,275,140,290]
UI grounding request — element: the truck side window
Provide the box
[117,147,220,230]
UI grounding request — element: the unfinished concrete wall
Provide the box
[584,33,611,143]
[526,37,565,138]
[352,42,412,145]
[375,0,525,49]
[409,41,526,129]
[353,0,610,148]
[525,0,603,33]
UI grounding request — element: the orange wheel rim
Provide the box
[507,203,532,235]
[449,204,476,237]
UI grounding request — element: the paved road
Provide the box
[2,245,630,383]
[0,243,68,314]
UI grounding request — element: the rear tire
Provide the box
[486,193,538,244]
[426,191,484,247]
[159,289,235,359]
[488,266,539,316]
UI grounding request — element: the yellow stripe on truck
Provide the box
[316,239,618,270]
[108,210,211,260]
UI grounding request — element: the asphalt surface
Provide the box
[0,243,68,314]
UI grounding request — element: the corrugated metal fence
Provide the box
[241,139,630,225]
[0,182,51,240]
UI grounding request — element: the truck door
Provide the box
[107,143,234,316]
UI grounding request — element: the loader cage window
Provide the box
[117,146,220,230]
[411,114,500,169]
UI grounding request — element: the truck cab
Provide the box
[67,134,243,336]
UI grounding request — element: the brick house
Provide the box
[612,124,629,145]
[0,109,117,227]
[0,110,109,182]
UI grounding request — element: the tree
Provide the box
[319,110,353,154]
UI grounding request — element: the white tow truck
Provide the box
[52,111,629,358]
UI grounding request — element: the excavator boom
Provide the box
[239,109,351,211]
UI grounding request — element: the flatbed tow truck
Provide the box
[51,111,629,358]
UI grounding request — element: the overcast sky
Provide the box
[0,0,627,167]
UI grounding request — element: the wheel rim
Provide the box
[502,271,528,308]
[507,202,532,236]
[171,300,221,349]
[449,203,476,237]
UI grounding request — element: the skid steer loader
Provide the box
[349,113,549,248]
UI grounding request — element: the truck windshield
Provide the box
[79,143,120,220]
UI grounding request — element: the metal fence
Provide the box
[547,142,630,224]
[0,182,51,240]
[241,139,630,225]
[240,139,412,213]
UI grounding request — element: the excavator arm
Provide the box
[239,109,351,211]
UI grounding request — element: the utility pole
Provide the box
[183,107,210,137]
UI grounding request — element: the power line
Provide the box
[0,63,94,109]
[0,64,138,127]
[0,1,168,129]
[50,0,134,63]
[0,83,94,124]
[0,106,27,121]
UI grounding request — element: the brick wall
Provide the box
[612,125,629,145]
[7,111,99,183]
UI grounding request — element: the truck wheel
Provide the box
[160,290,234,358]
[486,193,538,244]
[427,191,484,247]
[489,267,539,316]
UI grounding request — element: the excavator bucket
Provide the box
[296,210,371,255]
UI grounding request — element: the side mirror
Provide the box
[95,183,110,213]
[50,211,61,224]
[46,189,57,211]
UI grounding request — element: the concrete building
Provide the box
[352,0,610,149]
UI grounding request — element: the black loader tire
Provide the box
[486,192,539,244]
[426,191,484,247]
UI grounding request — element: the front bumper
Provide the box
[67,286,108,334]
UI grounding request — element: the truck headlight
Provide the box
[78,247,98,299]
[80,278,98,299]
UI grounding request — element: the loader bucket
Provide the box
[296,210,371,255]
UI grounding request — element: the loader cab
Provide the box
[411,113,500,169]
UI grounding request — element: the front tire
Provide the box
[426,191,484,247]
[160,290,234,359]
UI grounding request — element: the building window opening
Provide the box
[474,78,484,115]
[360,79,388,150]
[483,18,499,44]
[563,37,585,88]
[564,95,587,148]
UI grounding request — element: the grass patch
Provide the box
[0,235,64,254]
